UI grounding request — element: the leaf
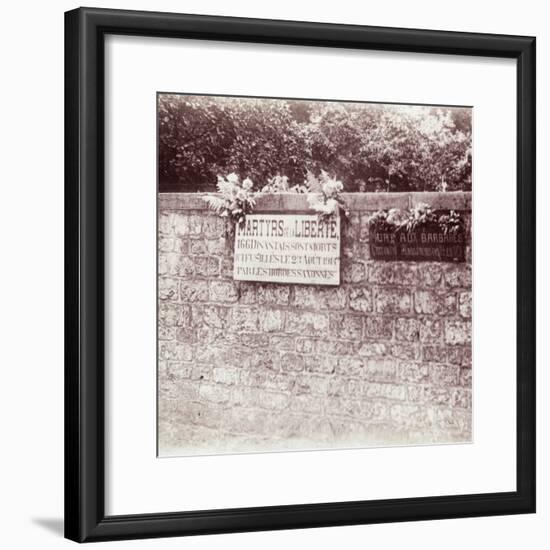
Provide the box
[202,195,227,215]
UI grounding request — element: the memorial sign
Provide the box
[370,224,465,262]
[234,214,340,285]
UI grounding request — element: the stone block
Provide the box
[459,367,472,387]
[459,291,472,318]
[158,326,176,341]
[317,339,360,355]
[230,307,260,332]
[202,215,225,239]
[159,341,193,362]
[326,377,350,397]
[445,320,472,345]
[261,310,285,332]
[270,335,295,351]
[285,310,329,335]
[329,314,363,340]
[191,305,229,329]
[205,237,227,256]
[175,238,189,255]
[342,261,366,283]
[239,333,270,347]
[432,407,471,434]
[158,277,178,301]
[419,318,443,342]
[175,328,197,344]
[165,253,194,278]
[290,394,322,414]
[336,355,364,377]
[397,361,430,383]
[452,388,472,409]
[158,254,168,276]
[325,396,362,417]
[158,237,174,253]
[444,265,472,288]
[422,345,447,363]
[280,352,305,372]
[422,386,453,406]
[158,212,174,235]
[368,262,418,286]
[165,361,193,381]
[209,280,238,303]
[349,288,372,313]
[375,288,412,314]
[364,316,394,340]
[221,257,234,278]
[189,239,207,255]
[294,374,330,396]
[293,286,347,310]
[361,400,391,422]
[212,367,240,385]
[199,383,230,404]
[246,349,279,371]
[364,358,396,382]
[390,344,420,360]
[159,302,189,327]
[258,391,290,411]
[414,290,456,315]
[180,280,209,302]
[257,284,290,305]
[357,342,388,357]
[417,264,443,287]
[172,213,189,236]
[304,354,337,374]
[295,338,316,354]
[365,383,406,400]
[429,364,460,386]
[194,255,220,277]
[390,403,433,429]
[238,282,257,304]
[188,215,203,237]
[395,318,419,342]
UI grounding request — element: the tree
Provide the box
[158,94,472,193]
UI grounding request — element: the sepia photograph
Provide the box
[157,93,472,457]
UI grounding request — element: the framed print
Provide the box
[64,7,536,543]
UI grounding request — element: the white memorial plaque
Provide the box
[233,214,340,285]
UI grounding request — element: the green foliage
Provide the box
[159,95,308,191]
[159,95,472,193]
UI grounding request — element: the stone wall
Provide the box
[158,192,472,456]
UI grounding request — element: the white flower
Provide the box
[387,208,400,224]
[226,173,239,184]
[217,181,234,197]
[322,181,334,196]
[325,198,338,213]
[242,177,253,190]
[321,178,344,198]
[307,193,322,206]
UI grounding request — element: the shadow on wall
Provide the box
[32,518,64,536]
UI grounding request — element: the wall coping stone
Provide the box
[159,191,471,212]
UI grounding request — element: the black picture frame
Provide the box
[65,7,536,543]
